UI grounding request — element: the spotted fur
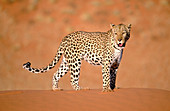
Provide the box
[23,23,131,91]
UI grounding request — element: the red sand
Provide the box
[0,88,169,111]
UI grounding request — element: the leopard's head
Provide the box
[110,24,131,49]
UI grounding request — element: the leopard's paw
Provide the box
[52,87,63,91]
[102,89,114,92]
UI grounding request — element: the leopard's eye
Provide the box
[122,32,126,35]
[114,33,117,35]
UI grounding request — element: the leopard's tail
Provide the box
[23,47,63,74]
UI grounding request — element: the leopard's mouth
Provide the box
[118,43,125,47]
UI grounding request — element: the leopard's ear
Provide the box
[127,24,132,31]
[110,24,115,28]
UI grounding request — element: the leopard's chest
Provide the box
[111,49,123,65]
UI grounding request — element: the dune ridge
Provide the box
[0,88,169,111]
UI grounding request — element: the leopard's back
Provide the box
[61,31,108,65]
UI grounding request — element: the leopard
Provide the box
[23,23,131,92]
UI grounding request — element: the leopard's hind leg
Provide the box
[70,58,82,90]
[52,57,69,91]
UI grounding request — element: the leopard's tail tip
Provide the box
[23,62,31,68]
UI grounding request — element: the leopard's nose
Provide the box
[118,39,122,41]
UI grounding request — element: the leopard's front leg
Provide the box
[102,63,112,92]
[110,62,119,90]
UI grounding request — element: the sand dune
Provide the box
[0,88,169,111]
